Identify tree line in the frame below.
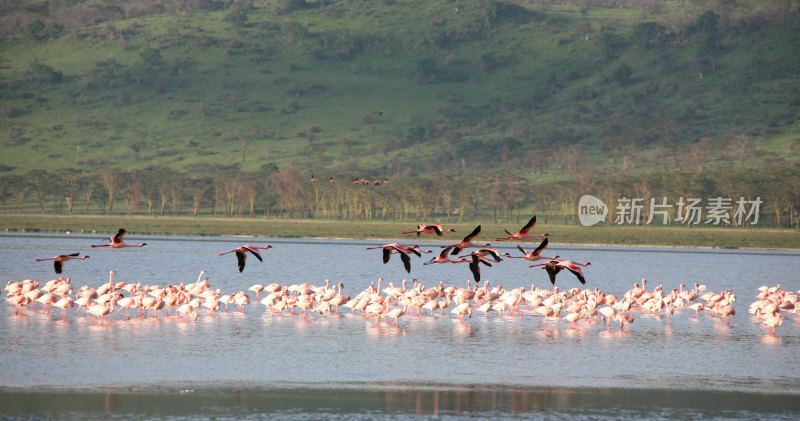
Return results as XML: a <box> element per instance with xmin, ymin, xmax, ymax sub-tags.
<box><xmin>1</xmin><ymin>164</ymin><xmax>798</xmax><ymax>229</ymax></box>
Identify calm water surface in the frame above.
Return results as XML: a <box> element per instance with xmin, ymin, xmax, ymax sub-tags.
<box><xmin>2</xmin><ymin>232</ymin><xmax>799</xmax><ymax>420</ymax></box>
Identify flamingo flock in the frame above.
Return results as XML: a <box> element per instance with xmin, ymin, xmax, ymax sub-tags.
<box><xmin>6</xmin><ymin>266</ymin><xmax>794</xmax><ymax>336</ymax></box>
<box><xmin>372</xmin><ymin>218</ymin><xmax>587</xmax><ymax>286</ymax></box>
<box><xmin>10</xmin><ymin>223</ymin><xmax>796</xmax><ymax>336</ymax></box>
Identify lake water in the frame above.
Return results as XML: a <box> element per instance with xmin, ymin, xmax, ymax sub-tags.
<box><xmin>2</xmin><ymin>231</ymin><xmax>800</xmax><ymax>420</ymax></box>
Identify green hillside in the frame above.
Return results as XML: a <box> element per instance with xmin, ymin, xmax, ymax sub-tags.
<box><xmin>1</xmin><ymin>0</ymin><xmax>798</xmax><ymax>177</ymax></box>
<box><xmin>0</xmin><ymin>0</ymin><xmax>799</xmax><ymax>232</ymax></box>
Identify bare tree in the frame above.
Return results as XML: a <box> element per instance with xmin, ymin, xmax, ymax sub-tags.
<box><xmin>98</xmin><ymin>167</ymin><xmax>123</xmax><ymax>215</ymax></box>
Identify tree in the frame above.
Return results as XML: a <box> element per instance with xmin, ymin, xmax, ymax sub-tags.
<box><xmin>695</xmin><ymin>10</ymin><xmax>720</xmax><ymax>33</ymax></box>
<box><xmin>24</xmin><ymin>19</ymin><xmax>46</xmax><ymax>41</ymax></box>
<box><xmin>169</xmin><ymin>172</ymin><xmax>185</xmax><ymax>216</ymax></box>
<box><xmin>271</xmin><ymin>168</ymin><xmax>306</xmax><ymax>218</ymax></box>
<box><xmin>29</xmin><ymin>62</ymin><xmax>63</xmax><ymax>83</ymax></box>
<box><xmin>98</xmin><ymin>167</ymin><xmax>123</xmax><ymax>215</ymax></box>
<box><xmin>631</xmin><ymin>22</ymin><xmax>666</xmax><ymax>49</ymax></box>
<box><xmin>187</xmin><ymin>177</ymin><xmax>211</xmax><ymax>216</ymax></box>
<box><xmin>80</xmin><ymin>173</ymin><xmax>100</xmax><ymax>214</ymax></box>
<box><xmin>236</xmin><ymin>174</ymin><xmax>258</xmax><ymax>217</ymax></box>
<box><xmin>28</xmin><ymin>170</ymin><xmax>50</xmax><ymax>214</ymax></box>
<box><xmin>7</xmin><ymin>175</ymin><xmax>28</xmax><ymax>214</ymax></box>
<box><xmin>611</xmin><ymin>63</ymin><xmax>633</xmax><ymax>85</ymax></box>
<box><xmin>140</xmin><ymin>47</ymin><xmax>162</xmax><ymax>69</ymax></box>
<box><xmin>224</xmin><ymin>9</ymin><xmax>249</xmax><ymax>27</ymax></box>
<box><xmin>128</xmin><ymin>170</ymin><xmax>144</xmax><ymax>213</ymax></box>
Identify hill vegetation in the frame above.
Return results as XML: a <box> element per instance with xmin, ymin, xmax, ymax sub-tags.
<box><xmin>0</xmin><ymin>0</ymin><xmax>798</xmax><ymax>230</ymax></box>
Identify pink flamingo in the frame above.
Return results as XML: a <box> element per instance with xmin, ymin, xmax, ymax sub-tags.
<box><xmin>459</xmin><ymin>247</ymin><xmax>502</xmax><ymax>263</ymax></box>
<box><xmin>366</xmin><ymin>243</ymin><xmax>422</xmax><ymax>273</ymax></box>
<box><xmin>496</xmin><ymin>215</ymin><xmax>548</xmax><ymax>241</ymax></box>
<box><xmin>35</xmin><ymin>253</ymin><xmax>89</xmax><ymax>274</ymax></box>
<box><xmin>466</xmin><ymin>253</ymin><xmax>496</xmax><ymax>284</ymax></box>
<box><xmin>424</xmin><ymin>247</ymin><xmax>468</xmax><ymax>265</ymax></box>
<box><xmin>52</xmin><ymin>296</ymin><xmax>74</xmax><ymax>320</ymax></box>
<box><xmin>531</xmin><ymin>259</ymin><xmax>590</xmax><ymax>285</ymax></box>
<box><xmin>502</xmin><ymin>238</ymin><xmax>557</xmax><ymax>262</ymax></box>
<box><xmin>451</xmin><ymin>302</ymin><xmax>472</xmax><ymax>321</ymax></box>
<box><xmin>87</xmin><ymin>301</ymin><xmax>114</xmax><ymax>325</ymax></box>
<box><xmin>384</xmin><ymin>304</ymin><xmax>407</xmax><ymax>327</ymax></box>
<box><xmin>91</xmin><ymin>228</ymin><xmax>147</xmax><ymax>248</ymax></box>
<box><xmin>219</xmin><ymin>245</ymin><xmax>272</xmax><ymax>272</ymax></box>
<box><xmin>402</xmin><ymin>223</ymin><xmax>455</xmax><ymax>237</ymax></box>
<box><xmin>441</xmin><ymin>225</ymin><xmax>489</xmax><ymax>255</ymax></box>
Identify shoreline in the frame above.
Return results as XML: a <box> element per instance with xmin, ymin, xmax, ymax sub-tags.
<box><xmin>2</xmin><ymin>214</ymin><xmax>799</xmax><ymax>250</ymax></box>
<box><xmin>2</xmin><ymin>383</ymin><xmax>799</xmax><ymax>418</ymax></box>
<box><xmin>4</xmin><ymin>231</ymin><xmax>800</xmax><ymax>253</ymax></box>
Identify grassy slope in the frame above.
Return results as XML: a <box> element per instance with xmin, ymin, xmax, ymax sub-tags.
<box><xmin>0</xmin><ymin>0</ymin><xmax>798</xmax><ymax>179</ymax></box>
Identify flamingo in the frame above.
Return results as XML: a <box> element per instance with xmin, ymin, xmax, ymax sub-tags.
<box><xmin>366</xmin><ymin>243</ymin><xmax>422</xmax><ymax>273</ymax></box>
<box><xmin>248</xmin><ymin>284</ymin><xmax>265</xmax><ymax>300</ymax></box>
<box><xmin>7</xmin><ymin>295</ymin><xmax>30</xmax><ymax>315</ymax></box>
<box><xmin>424</xmin><ymin>247</ymin><xmax>468</xmax><ymax>265</ymax></box>
<box><xmin>502</xmin><ymin>238</ymin><xmax>557</xmax><ymax>262</ymax></box>
<box><xmin>52</xmin><ymin>296</ymin><xmax>74</xmax><ymax>320</ymax></box>
<box><xmin>760</xmin><ymin>310</ymin><xmax>783</xmax><ymax>336</ymax></box>
<box><xmin>459</xmin><ymin>247</ymin><xmax>502</xmax><ymax>263</ymax></box>
<box><xmin>176</xmin><ymin>303</ymin><xmax>198</xmax><ymax>321</ymax></box>
<box><xmin>451</xmin><ymin>302</ymin><xmax>472</xmax><ymax>321</ymax></box>
<box><xmin>219</xmin><ymin>245</ymin><xmax>272</xmax><ymax>272</ymax></box>
<box><xmin>531</xmin><ymin>259</ymin><xmax>590</xmax><ymax>285</ymax></box>
<box><xmin>442</xmin><ymin>225</ymin><xmax>489</xmax><ymax>255</ymax></box>
<box><xmin>496</xmin><ymin>215</ymin><xmax>548</xmax><ymax>241</ymax></box>
<box><xmin>467</xmin><ymin>253</ymin><xmax>495</xmax><ymax>284</ymax></box>
<box><xmin>87</xmin><ymin>301</ymin><xmax>114</xmax><ymax>324</ymax></box>
<box><xmin>384</xmin><ymin>304</ymin><xmax>407</xmax><ymax>327</ymax></box>
<box><xmin>35</xmin><ymin>253</ymin><xmax>90</xmax><ymax>274</ymax></box>
<box><xmin>402</xmin><ymin>223</ymin><xmax>455</xmax><ymax>237</ymax></box>
<box><xmin>91</xmin><ymin>228</ymin><xmax>147</xmax><ymax>248</ymax></box>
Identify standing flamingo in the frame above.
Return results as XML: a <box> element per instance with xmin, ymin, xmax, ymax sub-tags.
<box><xmin>496</xmin><ymin>215</ymin><xmax>548</xmax><ymax>241</ymax></box>
<box><xmin>35</xmin><ymin>253</ymin><xmax>90</xmax><ymax>274</ymax></box>
<box><xmin>442</xmin><ymin>225</ymin><xmax>489</xmax><ymax>255</ymax></box>
<box><xmin>52</xmin><ymin>296</ymin><xmax>74</xmax><ymax>320</ymax></box>
<box><xmin>402</xmin><ymin>223</ymin><xmax>455</xmax><ymax>237</ymax></box>
<box><xmin>219</xmin><ymin>245</ymin><xmax>272</xmax><ymax>272</ymax></box>
<box><xmin>91</xmin><ymin>228</ymin><xmax>147</xmax><ymax>248</ymax></box>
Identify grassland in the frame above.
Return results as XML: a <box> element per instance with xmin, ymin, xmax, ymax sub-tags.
<box><xmin>3</xmin><ymin>214</ymin><xmax>798</xmax><ymax>250</ymax></box>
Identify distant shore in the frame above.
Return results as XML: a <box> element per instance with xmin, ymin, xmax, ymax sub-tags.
<box><xmin>2</xmin><ymin>214</ymin><xmax>798</xmax><ymax>250</ymax></box>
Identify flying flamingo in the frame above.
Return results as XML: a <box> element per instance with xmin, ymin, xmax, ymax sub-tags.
<box><xmin>35</xmin><ymin>253</ymin><xmax>90</xmax><ymax>274</ymax></box>
<box><xmin>502</xmin><ymin>238</ymin><xmax>557</xmax><ymax>262</ymax></box>
<box><xmin>91</xmin><ymin>228</ymin><xmax>147</xmax><ymax>248</ymax></box>
<box><xmin>531</xmin><ymin>259</ymin><xmax>591</xmax><ymax>285</ymax></box>
<box><xmin>467</xmin><ymin>253</ymin><xmax>495</xmax><ymax>284</ymax></box>
<box><xmin>366</xmin><ymin>243</ymin><xmax>422</xmax><ymax>273</ymax></box>
<box><xmin>402</xmin><ymin>223</ymin><xmax>455</xmax><ymax>237</ymax></box>
<box><xmin>459</xmin><ymin>247</ymin><xmax>502</xmax><ymax>263</ymax></box>
<box><xmin>442</xmin><ymin>225</ymin><xmax>489</xmax><ymax>255</ymax></box>
<box><xmin>219</xmin><ymin>245</ymin><xmax>272</xmax><ymax>272</ymax></box>
<box><xmin>496</xmin><ymin>215</ymin><xmax>548</xmax><ymax>241</ymax></box>
<box><xmin>424</xmin><ymin>247</ymin><xmax>468</xmax><ymax>265</ymax></box>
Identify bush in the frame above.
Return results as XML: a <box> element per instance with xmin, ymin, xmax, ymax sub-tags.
<box><xmin>224</xmin><ymin>9</ymin><xmax>249</xmax><ymax>27</ymax></box>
